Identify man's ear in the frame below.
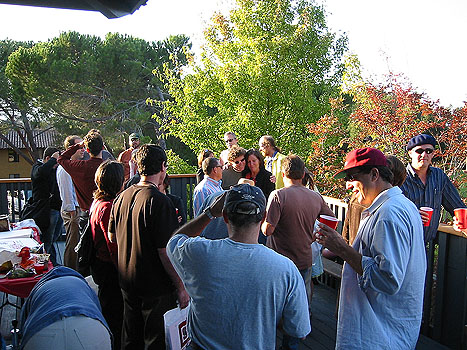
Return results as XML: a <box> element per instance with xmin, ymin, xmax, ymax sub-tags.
<box><xmin>222</xmin><ymin>210</ymin><xmax>229</xmax><ymax>224</ymax></box>
<box><xmin>372</xmin><ymin>168</ymin><xmax>379</xmax><ymax>181</ymax></box>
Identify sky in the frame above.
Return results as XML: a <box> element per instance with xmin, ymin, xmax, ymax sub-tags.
<box><xmin>0</xmin><ymin>0</ymin><xmax>466</xmax><ymax>108</ymax></box>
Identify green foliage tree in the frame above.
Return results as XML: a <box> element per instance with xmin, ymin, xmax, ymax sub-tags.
<box><xmin>0</xmin><ymin>39</ymin><xmax>43</xmax><ymax>165</ymax></box>
<box><xmin>156</xmin><ymin>0</ymin><xmax>347</xmax><ymax>158</ymax></box>
<box><xmin>5</xmin><ymin>31</ymin><xmax>191</xmax><ymax>154</ymax></box>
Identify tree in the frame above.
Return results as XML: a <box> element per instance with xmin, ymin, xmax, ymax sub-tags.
<box><xmin>156</xmin><ymin>0</ymin><xmax>347</xmax><ymax>158</ymax></box>
<box><xmin>0</xmin><ymin>39</ymin><xmax>43</xmax><ymax>165</ymax></box>
<box><xmin>307</xmin><ymin>70</ymin><xmax>467</xmax><ymax>200</ymax></box>
<box><xmin>5</xmin><ymin>32</ymin><xmax>191</xmax><ymax>154</ymax></box>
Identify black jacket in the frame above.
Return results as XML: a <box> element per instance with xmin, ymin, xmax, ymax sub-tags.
<box><xmin>31</xmin><ymin>158</ymin><xmax>61</xmax><ymax>211</ymax></box>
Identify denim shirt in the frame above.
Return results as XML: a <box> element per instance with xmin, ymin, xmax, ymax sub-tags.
<box><xmin>336</xmin><ymin>187</ymin><xmax>426</xmax><ymax>350</ymax></box>
<box><xmin>400</xmin><ymin>164</ymin><xmax>466</xmax><ymax>242</ymax></box>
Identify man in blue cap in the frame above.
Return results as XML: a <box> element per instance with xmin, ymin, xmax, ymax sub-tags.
<box><xmin>167</xmin><ymin>184</ymin><xmax>311</xmax><ymax>350</ymax></box>
<box><xmin>400</xmin><ymin>134</ymin><xmax>467</xmax><ymax>242</ymax></box>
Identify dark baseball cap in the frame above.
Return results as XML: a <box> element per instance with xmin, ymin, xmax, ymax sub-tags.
<box><xmin>406</xmin><ymin>134</ymin><xmax>437</xmax><ymax>151</ymax></box>
<box><xmin>334</xmin><ymin>147</ymin><xmax>387</xmax><ymax>179</ymax></box>
<box><xmin>224</xmin><ymin>184</ymin><xmax>266</xmax><ymax>215</ymax></box>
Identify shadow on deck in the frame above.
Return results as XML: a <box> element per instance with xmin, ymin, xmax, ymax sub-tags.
<box><xmin>277</xmin><ymin>283</ymin><xmax>450</xmax><ymax>350</ymax></box>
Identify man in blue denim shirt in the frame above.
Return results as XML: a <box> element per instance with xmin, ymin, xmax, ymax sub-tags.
<box><xmin>316</xmin><ymin>148</ymin><xmax>426</xmax><ymax>350</ymax></box>
<box><xmin>400</xmin><ymin>134</ymin><xmax>467</xmax><ymax>242</ymax></box>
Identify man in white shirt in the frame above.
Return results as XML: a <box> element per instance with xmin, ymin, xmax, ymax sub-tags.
<box><xmin>56</xmin><ymin>135</ymin><xmax>84</xmax><ymax>270</ymax></box>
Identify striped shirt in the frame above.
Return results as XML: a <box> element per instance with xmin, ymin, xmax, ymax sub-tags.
<box><xmin>193</xmin><ymin>177</ymin><xmax>223</xmax><ymax>215</ymax></box>
<box><xmin>400</xmin><ymin>164</ymin><xmax>466</xmax><ymax>242</ymax></box>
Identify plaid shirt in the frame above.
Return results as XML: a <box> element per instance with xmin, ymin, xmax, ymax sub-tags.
<box><xmin>193</xmin><ymin>177</ymin><xmax>223</xmax><ymax>215</ymax></box>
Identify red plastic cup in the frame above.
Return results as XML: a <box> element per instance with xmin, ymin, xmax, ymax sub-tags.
<box><xmin>319</xmin><ymin>215</ymin><xmax>339</xmax><ymax>230</ymax></box>
<box><xmin>34</xmin><ymin>263</ymin><xmax>45</xmax><ymax>274</ymax></box>
<box><xmin>420</xmin><ymin>207</ymin><xmax>434</xmax><ymax>227</ymax></box>
<box><xmin>454</xmin><ymin>208</ymin><xmax>467</xmax><ymax>229</ymax></box>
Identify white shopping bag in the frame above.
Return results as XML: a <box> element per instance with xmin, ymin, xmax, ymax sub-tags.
<box><xmin>164</xmin><ymin>305</ymin><xmax>191</xmax><ymax>350</ymax></box>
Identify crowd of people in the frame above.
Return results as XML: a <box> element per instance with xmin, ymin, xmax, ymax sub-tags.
<box><xmin>20</xmin><ymin>129</ymin><xmax>467</xmax><ymax>350</ymax></box>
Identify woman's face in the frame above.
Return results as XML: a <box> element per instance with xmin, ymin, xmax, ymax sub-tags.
<box><xmin>247</xmin><ymin>154</ymin><xmax>260</xmax><ymax>174</ymax></box>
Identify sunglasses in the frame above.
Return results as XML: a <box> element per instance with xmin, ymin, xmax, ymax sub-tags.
<box><xmin>234</xmin><ymin>158</ymin><xmax>245</xmax><ymax>165</ymax></box>
<box><xmin>343</xmin><ymin>172</ymin><xmax>362</xmax><ymax>182</ymax></box>
<box><xmin>225</xmin><ymin>138</ymin><xmax>235</xmax><ymax>143</ymax></box>
<box><xmin>414</xmin><ymin>148</ymin><xmax>434</xmax><ymax>155</ymax></box>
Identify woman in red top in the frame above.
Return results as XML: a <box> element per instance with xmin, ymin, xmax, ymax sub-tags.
<box><xmin>90</xmin><ymin>160</ymin><xmax>124</xmax><ymax>350</ymax></box>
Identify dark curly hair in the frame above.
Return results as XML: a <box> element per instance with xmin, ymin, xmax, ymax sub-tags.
<box><xmin>134</xmin><ymin>144</ymin><xmax>167</xmax><ymax>176</ymax></box>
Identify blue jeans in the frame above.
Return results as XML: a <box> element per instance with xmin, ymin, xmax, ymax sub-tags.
<box><xmin>282</xmin><ymin>267</ymin><xmax>312</xmax><ymax>350</ymax></box>
<box><xmin>42</xmin><ymin>209</ymin><xmax>64</xmax><ymax>266</ymax></box>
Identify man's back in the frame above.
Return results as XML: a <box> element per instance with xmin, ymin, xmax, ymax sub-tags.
<box><xmin>167</xmin><ymin>236</ymin><xmax>310</xmax><ymax>350</ymax></box>
<box><xmin>266</xmin><ymin>185</ymin><xmax>334</xmax><ymax>269</ymax></box>
<box><xmin>58</xmin><ymin>143</ymin><xmax>102</xmax><ymax>211</ymax></box>
<box><xmin>109</xmin><ymin>184</ymin><xmax>178</xmax><ymax>297</ymax></box>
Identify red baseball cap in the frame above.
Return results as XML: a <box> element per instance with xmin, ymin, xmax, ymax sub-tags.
<box><xmin>334</xmin><ymin>148</ymin><xmax>388</xmax><ymax>179</ymax></box>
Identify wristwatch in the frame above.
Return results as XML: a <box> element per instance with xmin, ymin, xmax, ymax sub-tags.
<box><xmin>203</xmin><ymin>207</ymin><xmax>215</xmax><ymax>220</ymax></box>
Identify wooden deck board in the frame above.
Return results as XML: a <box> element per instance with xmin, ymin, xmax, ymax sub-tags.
<box><xmin>278</xmin><ymin>282</ymin><xmax>452</xmax><ymax>350</ymax></box>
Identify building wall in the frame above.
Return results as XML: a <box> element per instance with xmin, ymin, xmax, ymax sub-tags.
<box><xmin>0</xmin><ymin>149</ymin><xmax>33</xmax><ymax>179</ymax></box>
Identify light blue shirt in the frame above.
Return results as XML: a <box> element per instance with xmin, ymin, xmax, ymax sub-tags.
<box><xmin>336</xmin><ymin>187</ymin><xmax>426</xmax><ymax>350</ymax></box>
<box><xmin>167</xmin><ymin>235</ymin><xmax>311</xmax><ymax>350</ymax></box>
<box><xmin>193</xmin><ymin>177</ymin><xmax>223</xmax><ymax>215</ymax></box>
<box><xmin>196</xmin><ymin>191</ymin><xmax>228</xmax><ymax>240</ymax></box>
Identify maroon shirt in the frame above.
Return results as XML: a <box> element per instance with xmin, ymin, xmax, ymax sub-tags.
<box><xmin>58</xmin><ymin>143</ymin><xmax>103</xmax><ymax>211</ymax></box>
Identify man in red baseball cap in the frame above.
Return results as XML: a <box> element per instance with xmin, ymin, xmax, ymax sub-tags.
<box><xmin>315</xmin><ymin>147</ymin><xmax>427</xmax><ymax>349</ymax></box>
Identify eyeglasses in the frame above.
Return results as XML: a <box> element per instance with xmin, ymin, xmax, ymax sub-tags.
<box><xmin>234</xmin><ymin>158</ymin><xmax>245</xmax><ymax>164</ymax></box>
<box><xmin>414</xmin><ymin>148</ymin><xmax>434</xmax><ymax>155</ymax></box>
<box><xmin>225</xmin><ymin>138</ymin><xmax>235</xmax><ymax>143</ymax></box>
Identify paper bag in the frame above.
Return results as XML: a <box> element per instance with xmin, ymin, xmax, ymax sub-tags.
<box><xmin>164</xmin><ymin>305</ymin><xmax>191</xmax><ymax>350</ymax></box>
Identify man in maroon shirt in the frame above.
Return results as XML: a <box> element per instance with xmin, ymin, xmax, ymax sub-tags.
<box><xmin>58</xmin><ymin>130</ymin><xmax>104</xmax><ymax>264</ymax></box>
<box><xmin>58</xmin><ymin>130</ymin><xmax>104</xmax><ymax>212</ymax></box>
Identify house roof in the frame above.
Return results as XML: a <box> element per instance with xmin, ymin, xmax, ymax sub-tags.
<box><xmin>0</xmin><ymin>0</ymin><xmax>148</xmax><ymax>19</ymax></box>
<box><xmin>0</xmin><ymin>129</ymin><xmax>58</xmax><ymax>149</ymax></box>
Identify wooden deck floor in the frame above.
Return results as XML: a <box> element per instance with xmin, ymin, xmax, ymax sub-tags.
<box><xmin>277</xmin><ymin>282</ymin><xmax>451</xmax><ymax>350</ymax></box>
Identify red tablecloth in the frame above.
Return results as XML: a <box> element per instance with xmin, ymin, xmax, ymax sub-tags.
<box><xmin>0</xmin><ymin>262</ymin><xmax>53</xmax><ymax>299</ymax></box>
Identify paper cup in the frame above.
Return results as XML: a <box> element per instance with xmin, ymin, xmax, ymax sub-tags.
<box><xmin>34</xmin><ymin>263</ymin><xmax>45</xmax><ymax>274</ymax></box>
<box><xmin>319</xmin><ymin>215</ymin><xmax>339</xmax><ymax>230</ymax></box>
<box><xmin>420</xmin><ymin>207</ymin><xmax>433</xmax><ymax>227</ymax></box>
<box><xmin>454</xmin><ymin>208</ymin><xmax>467</xmax><ymax>229</ymax></box>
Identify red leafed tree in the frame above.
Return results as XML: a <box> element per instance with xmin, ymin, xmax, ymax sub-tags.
<box><xmin>347</xmin><ymin>74</ymin><xmax>439</xmax><ymax>160</ymax></box>
<box><xmin>307</xmin><ymin>72</ymin><xmax>467</xmax><ymax>199</ymax></box>
<box><xmin>307</xmin><ymin>97</ymin><xmax>349</xmax><ymax>197</ymax></box>
<box><xmin>435</xmin><ymin>103</ymin><xmax>467</xmax><ymax>195</ymax></box>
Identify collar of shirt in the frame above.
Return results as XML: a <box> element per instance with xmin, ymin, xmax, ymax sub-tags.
<box><xmin>407</xmin><ymin>163</ymin><xmax>432</xmax><ymax>178</ymax></box>
<box><xmin>361</xmin><ymin>187</ymin><xmax>402</xmax><ymax>221</ymax></box>
<box><xmin>206</xmin><ymin>177</ymin><xmax>222</xmax><ymax>187</ymax></box>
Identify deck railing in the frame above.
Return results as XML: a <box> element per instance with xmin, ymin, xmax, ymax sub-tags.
<box><xmin>0</xmin><ymin>175</ymin><xmax>197</xmax><ymax>223</ymax></box>
<box><xmin>1</xmin><ymin>177</ymin><xmax>465</xmax><ymax>349</ymax></box>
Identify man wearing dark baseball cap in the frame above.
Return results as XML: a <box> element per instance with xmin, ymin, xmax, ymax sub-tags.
<box><xmin>316</xmin><ymin>147</ymin><xmax>426</xmax><ymax>350</ymax></box>
<box><xmin>400</xmin><ymin>134</ymin><xmax>467</xmax><ymax>241</ymax></box>
<box><xmin>167</xmin><ymin>184</ymin><xmax>310</xmax><ymax>349</ymax></box>
<box><xmin>117</xmin><ymin>132</ymin><xmax>141</xmax><ymax>182</ymax></box>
